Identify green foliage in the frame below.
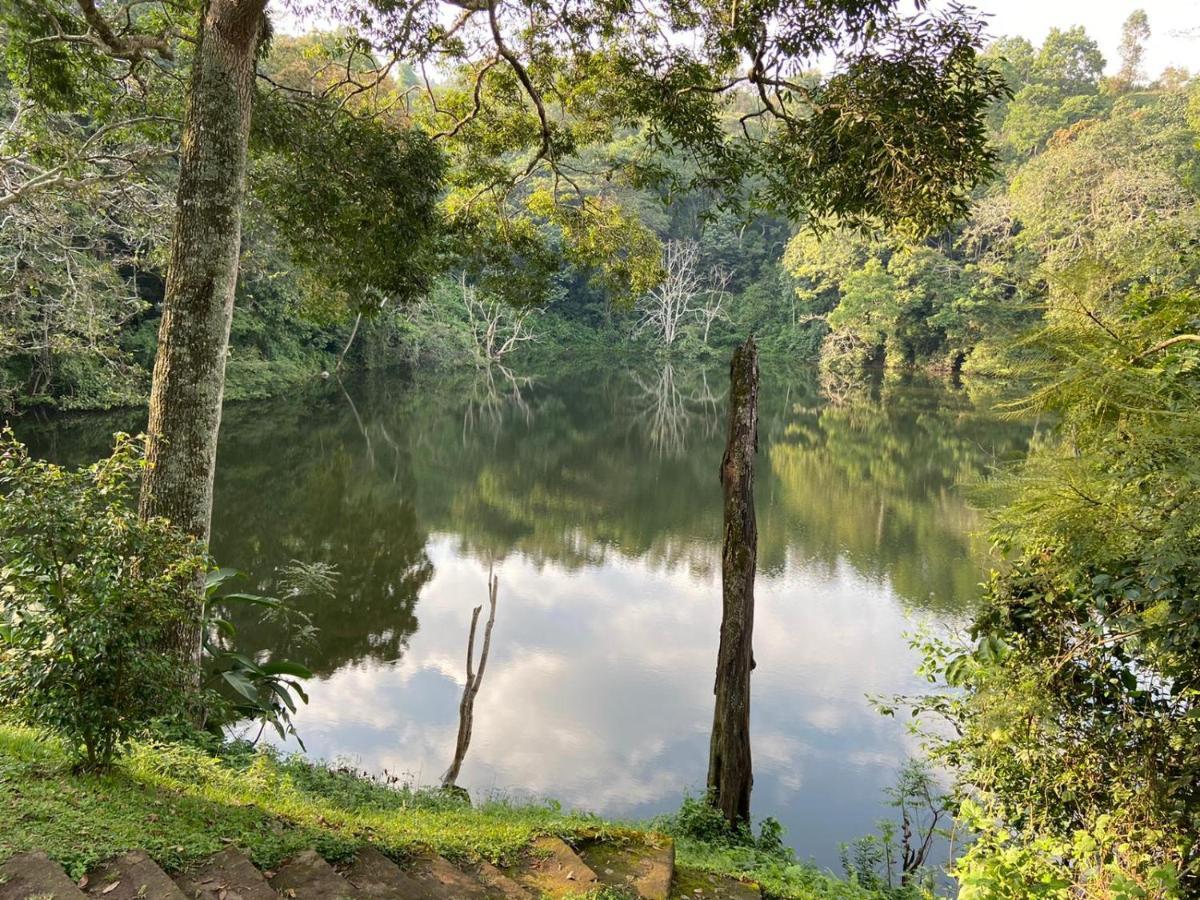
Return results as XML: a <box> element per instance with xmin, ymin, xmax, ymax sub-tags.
<box><xmin>0</xmin><ymin>431</ymin><xmax>204</xmax><ymax>769</ymax></box>
<box><xmin>783</xmin><ymin>227</ymin><xmax>1020</xmax><ymax>374</ymax></box>
<box><xmin>659</xmin><ymin>794</ymin><xmax>895</xmax><ymax>898</ymax></box>
<box><xmin>885</xmin><ymin>63</ymin><xmax>1200</xmax><ymax>898</ymax></box>
<box><xmin>201</xmin><ymin>569</ymin><xmax>317</xmax><ymax>749</ymax></box>
<box><xmin>759</xmin><ymin>13</ymin><xmax>1005</xmax><ymax>235</ymax></box>
<box><xmin>2</xmin><ymin>0</ymin><xmax>1011</xmax><ymax>409</ymax></box>
<box><xmin>398</xmin><ymin>0</ymin><xmax>1004</xmax><ymax>306</ymax></box>
<box><xmin>0</xmin><ymin>431</ymin><xmax>316</xmax><ymax>768</ymax></box>
<box><xmin>784</xmin><ymin>46</ymin><xmax>1198</xmax><ymax>380</ymax></box>
<box><xmin>251</xmin><ymin>91</ymin><xmax>446</xmax><ymax>315</ymax></box>
<box><xmin>0</xmin><ymin>3</ymin><xmax>185</xmax><ymax>409</ymax></box>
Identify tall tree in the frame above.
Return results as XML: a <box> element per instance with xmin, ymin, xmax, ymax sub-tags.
<box><xmin>1117</xmin><ymin>9</ymin><xmax>1151</xmax><ymax>88</ymax></box>
<box><xmin>136</xmin><ymin>0</ymin><xmax>266</xmax><ymax>669</ymax></box>
<box><xmin>139</xmin><ymin>0</ymin><xmax>266</xmax><ymax>545</ymax></box>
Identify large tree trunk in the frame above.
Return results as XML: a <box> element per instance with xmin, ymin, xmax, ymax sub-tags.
<box><xmin>139</xmin><ymin>0</ymin><xmax>266</xmax><ymax>672</ymax></box>
<box><xmin>707</xmin><ymin>336</ymin><xmax>759</xmax><ymax>827</ymax></box>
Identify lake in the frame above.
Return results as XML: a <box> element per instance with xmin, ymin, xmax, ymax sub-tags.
<box><xmin>11</xmin><ymin>360</ymin><xmax>1033</xmax><ymax>873</ymax></box>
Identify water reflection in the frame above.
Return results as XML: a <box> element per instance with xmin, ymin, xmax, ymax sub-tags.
<box><xmin>9</xmin><ymin>362</ymin><xmax>1033</xmax><ymax>870</ymax></box>
<box><xmin>631</xmin><ymin>364</ymin><xmax>722</xmax><ymax>457</ymax></box>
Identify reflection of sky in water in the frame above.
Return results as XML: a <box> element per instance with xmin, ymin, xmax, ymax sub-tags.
<box><xmin>262</xmin><ymin>534</ymin><xmax>933</xmax><ymax>870</ymax></box>
<box><xmin>16</xmin><ymin>367</ymin><xmax>1032</xmax><ymax>875</ymax></box>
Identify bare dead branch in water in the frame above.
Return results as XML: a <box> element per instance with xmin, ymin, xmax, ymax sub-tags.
<box><xmin>442</xmin><ymin>566</ymin><xmax>498</xmax><ymax>788</ymax></box>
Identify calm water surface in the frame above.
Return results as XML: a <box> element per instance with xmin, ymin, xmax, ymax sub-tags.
<box><xmin>14</xmin><ymin>362</ymin><xmax>1032</xmax><ymax>871</ymax></box>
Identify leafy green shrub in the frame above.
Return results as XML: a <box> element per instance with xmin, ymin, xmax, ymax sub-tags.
<box><xmin>664</xmin><ymin>792</ymin><xmax>787</xmax><ymax>854</ymax></box>
<box><xmin>662</xmin><ymin>794</ymin><xmax>892</xmax><ymax>899</ymax></box>
<box><xmin>671</xmin><ymin>792</ymin><xmax>742</xmax><ymax>845</ymax></box>
<box><xmin>0</xmin><ymin>429</ymin><xmax>205</xmax><ymax>769</ymax></box>
<box><xmin>202</xmin><ymin>568</ymin><xmax>315</xmax><ymax>746</ymax></box>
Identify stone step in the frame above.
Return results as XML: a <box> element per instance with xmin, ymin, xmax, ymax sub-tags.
<box><xmin>269</xmin><ymin>850</ymin><xmax>357</xmax><ymax>900</ymax></box>
<box><xmin>405</xmin><ymin>855</ymin><xmax>497</xmax><ymax>899</ymax></box>
<box><xmin>340</xmin><ymin>847</ymin><xmax>430</xmax><ymax>900</ymax></box>
<box><xmin>669</xmin><ymin>867</ymin><xmax>760</xmax><ymax>899</ymax></box>
<box><xmin>7</xmin><ymin>834</ymin><xmax>687</xmax><ymax>900</ymax></box>
<box><xmin>462</xmin><ymin>861</ymin><xmax>530</xmax><ymax>899</ymax></box>
<box><xmin>505</xmin><ymin>837</ymin><xmax>598</xmax><ymax>899</ymax></box>
<box><xmin>86</xmin><ymin>851</ymin><xmax>187</xmax><ymax>900</ymax></box>
<box><xmin>578</xmin><ymin>836</ymin><xmax>675</xmax><ymax>900</ymax></box>
<box><xmin>0</xmin><ymin>851</ymin><xmax>87</xmax><ymax>900</ymax></box>
<box><xmin>174</xmin><ymin>847</ymin><xmax>277</xmax><ymax>900</ymax></box>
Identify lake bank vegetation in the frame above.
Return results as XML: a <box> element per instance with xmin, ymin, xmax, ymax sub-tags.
<box><xmin>0</xmin><ymin>720</ymin><xmax>920</xmax><ymax>899</ymax></box>
<box><xmin>1</xmin><ymin>0</ymin><xmax>1198</xmax><ymax>897</ymax></box>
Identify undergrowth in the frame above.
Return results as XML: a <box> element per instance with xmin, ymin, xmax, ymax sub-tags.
<box><xmin>0</xmin><ymin>724</ymin><xmax>901</xmax><ymax>898</ymax></box>
<box><xmin>657</xmin><ymin>794</ymin><xmax>917</xmax><ymax>899</ymax></box>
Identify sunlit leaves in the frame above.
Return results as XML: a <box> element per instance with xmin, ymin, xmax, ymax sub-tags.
<box><xmin>899</xmin><ymin>74</ymin><xmax>1200</xmax><ymax>895</ymax></box>
<box><xmin>251</xmin><ymin>89</ymin><xmax>445</xmax><ymax>313</ymax></box>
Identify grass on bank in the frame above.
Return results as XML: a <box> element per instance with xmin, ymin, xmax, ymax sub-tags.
<box><xmin>0</xmin><ymin>723</ymin><xmax>892</xmax><ymax>899</ymax></box>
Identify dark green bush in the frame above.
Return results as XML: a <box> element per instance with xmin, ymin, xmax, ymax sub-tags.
<box><xmin>0</xmin><ymin>430</ymin><xmax>205</xmax><ymax>769</ymax></box>
<box><xmin>665</xmin><ymin>791</ymin><xmax>787</xmax><ymax>853</ymax></box>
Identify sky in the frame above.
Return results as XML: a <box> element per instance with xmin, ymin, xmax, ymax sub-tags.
<box><xmin>272</xmin><ymin>1</ymin><xmax>1199</xmax><ymax>81</ymax></box>
<box><xmin>965</xmin><ymin>0</ymin><xmax>1197</xmax><ymax>78</ymax></box>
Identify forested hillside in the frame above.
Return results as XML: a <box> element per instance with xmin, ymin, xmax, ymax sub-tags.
<box><xmin>10</xmin><ymin>16</ymin><xmax>1193</xmax><ymax>412</ymax></box>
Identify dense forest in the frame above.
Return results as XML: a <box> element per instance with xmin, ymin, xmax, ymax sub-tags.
<box><xmin>1</xmin><ymin>1</ymin><xmax>1199</xmax><ymax>898</ymax></box>
<box><xmin>1</xmin><ymin>13</ymin><xmax>1196</xmax><ymax>412</ymax></box>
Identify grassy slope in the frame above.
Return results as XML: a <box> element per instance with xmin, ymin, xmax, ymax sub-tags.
<box><xmin>0</xmin><ymin>724</ymin><xmax>886</xmax><ymax>899</ymax></box>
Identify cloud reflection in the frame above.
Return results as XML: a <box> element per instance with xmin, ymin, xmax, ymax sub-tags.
<box><xmin>268</xmin><ymin>535</ymin><xmax>936</xmax><ymax>868</ymax></box>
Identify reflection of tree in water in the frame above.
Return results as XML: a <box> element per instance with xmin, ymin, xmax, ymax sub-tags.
<box><xmin>631</xmin><ymin>363</ymin><xmax>724</xmax><ymax>458</ymax></box>
<box><xmin>408</xmin><ymin>363</ymin><xmax>727</xmax><ymax>572</ymax></box>
<box><xmin>392</xmin><ymin>363</ymin><xmax>1030</xmax><ymax>615</ymax></box>
<box><xmin>762</xmin><ymin>378</ymin><xmax>1034</xmax><ymax>613</ymax></box>
<box><xmin>15</xmin><ymin>365</ymin><xmax>1036</xmax><ymax>655</ymax></box>
<box><xmin>818</xmin><ymin>365</ymin><xmax>874</xmax><ymax>408</ymax></box>
<box><xmin>207</xmin><ymin>389</ymin><xmax>435</xmax><ymax>676</ymax></box>
<box><xmin>462</xmin><ymin>364</ymin><xmax>533</xmax><ymax>444</ymax></box>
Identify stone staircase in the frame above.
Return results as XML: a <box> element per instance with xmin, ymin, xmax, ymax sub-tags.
<box><xmin>0</xmin><ymin>836</ymin><xmax>760</xmax><ymax>900</ymax></box>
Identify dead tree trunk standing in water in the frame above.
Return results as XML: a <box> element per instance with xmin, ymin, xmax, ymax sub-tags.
<box><xmin>138</xmin><ymin>0</ymin><xmax>267</xmax><ymax>675</ymax></box>
<box><xmin>707</xmin><ymin>336</ymin><xmax>759</xmax><ymax>827</ymax></box>
<box><xmin>443</xmin><ymin>568</ymin><xmax>499</xmax><ymax>788</ymax></box>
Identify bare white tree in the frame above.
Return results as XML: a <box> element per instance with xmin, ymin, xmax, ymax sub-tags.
<box><xmin>698</xmin><ymin>265</ymin><xmax>732</xmax><ymax>346</ymax></box>
<box><xmin>460</xmin><ymin>273</ymin><xmax>540</xmax><ymax>363</ymax></box>
<box><xmin>635</xmin><ymin>240</ymin><xmax>704</xmax><ymax>346</ymax></box>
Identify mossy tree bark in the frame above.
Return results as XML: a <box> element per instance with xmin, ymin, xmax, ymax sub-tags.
<box><xmin>707</xmin><ymin>336</ymin><xmax>759</xmax><ymax>827</ymax></box>
<box><xmin>139</xmin><ymin>0</ymin><xmax>267</xmax><ymax>674</ymax></box>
